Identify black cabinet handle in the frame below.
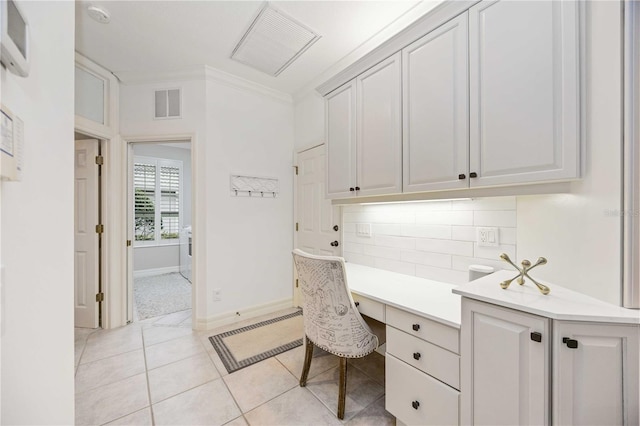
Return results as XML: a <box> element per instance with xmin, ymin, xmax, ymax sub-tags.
<box><xmin>563</xmin><ymin>337</ymin><xmax>579</xmax><ymax>349</ymax></box>
<box><xmin>413</xmin><ymin>352</ymin><xmax>421</xmax><ymax>360</ymax></box>
<box><xmin>412</xmin><ymin>323</ymin><xmax>420</xmax><ymax>331</ymax></box>
<box><xmin>349</xmin><ymin>187</ymin><xmax>355</xmax><ymax>192</ymax></box>
<box><xmin>412</xmin><ymin>401</ymin><xmax>420</xmax><ymax>410</ymax></box>
<box><xmin>354</xmin><ymin>302</ymin><xmax>360</xmax><ymax>307</ymax></box>
<box><xmin>469</xmin><ymin>172</ymin><xmax>478</xmax><ymax>178</ymax></box>
<box><xmin>333</xmin><ymin>225</ymin><xmax>339</xmax><ymax>232</ymax></box>
<box><xmin>355</xmin><ymin>186</ymin><xmax>360</xmax><ymax>191</ymax></box>
<box><xmin>531</xmin><ymin>332</ymin><xmax>542</xmax><ymax>342</ymax></box>
<box><xmin>330</xmin><ymin>241</ymin><xmax>339</xmax><ymax>247</ymax></box>
<box><xmin>458</xmin><ymin>174</ymin><xmax>466</xmax><ymax>180</ymax></box>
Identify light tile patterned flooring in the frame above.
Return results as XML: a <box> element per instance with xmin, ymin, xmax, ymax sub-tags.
<box><xmin>75</xmin><ymin>308</ymin><xmax>395</xmax><ymax>425</ymax></box>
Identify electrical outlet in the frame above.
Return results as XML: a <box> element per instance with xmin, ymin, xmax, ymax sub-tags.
<box><xmin>213</xmin><ymin>288</ymin><xmax>221</xmax><ymax>302</ymax></box>
<box><xmin>477</xmin><ymin>227</ymin><xmax>499</xmax><ymax>247</ymax></box>
<box><xmin>356</xmin><ymin>223</ymin><xmax>372</xmax><ymax>237</ymax></box>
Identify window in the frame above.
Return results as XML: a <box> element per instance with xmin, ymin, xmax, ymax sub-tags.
<box><xmin>134</xmin><ymin>156</ymin><xmax>183</xmax><ymax>245</ymax></box>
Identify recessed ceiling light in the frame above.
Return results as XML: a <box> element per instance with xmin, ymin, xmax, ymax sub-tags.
<box><xmin>231</xmin><ymin>4</ymin><xmax>321</xmax><ymax>77</ymax></box>
<box><xmin>87</xmin><ymin>5</ymin><xmax>110</xmax><ymax>24</ymax></box>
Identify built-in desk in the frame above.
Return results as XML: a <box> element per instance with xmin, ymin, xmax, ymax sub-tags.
<box><xmin>345</xmin><ymin>263</ymin><xmax>462</xmax><ymax>426</ymax></box>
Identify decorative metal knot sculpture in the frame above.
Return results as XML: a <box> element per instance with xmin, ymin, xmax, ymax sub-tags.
<box><xmin>499</xmin><ymin>253</ymin><xmax>550</xmax><ymax>295</ymax></box>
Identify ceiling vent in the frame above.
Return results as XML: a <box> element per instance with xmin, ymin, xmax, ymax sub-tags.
<box><xmin>154</xmin><ymin>88</ymin><xmax>181</xmax><ymax>119</ymax></box>
<box><xmin>231</xmin><ymin>4</ymin><xmax>321</xmax><ymax>77</ymax></box>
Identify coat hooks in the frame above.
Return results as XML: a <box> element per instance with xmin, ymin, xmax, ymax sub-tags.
<box><xmin>230</xmin><ymin>174</ymin><xmax>278</xmax><ymax>198</ymax></box>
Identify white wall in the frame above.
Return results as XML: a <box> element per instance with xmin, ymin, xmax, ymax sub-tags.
<box><xmin>0</xmin><ymin>2</ymin><xmax>75</xmax><ymax>423</ymax></box>
<box><xmin>132</xmin><ymin>143</ymin><xmax>192</xmax><ymax>273</ymax></box>
<box><xmin>293</xmin><ymin>90</ymin><xmax>324</xmax><ymax>151</ymax></box>
<box><xmin>343</xmin><ymin>197</ymin><xmax>516</xmax><ymax>284</ymax></box>
<box><xmin>517</xmin><ymin>1</ymin><xmax>623</xmax><ymax>305</ymax></box>
<box><xmin>205</xmin><ymin>79</ymin><xmax>294</xmax><ymax>320</ymax></box>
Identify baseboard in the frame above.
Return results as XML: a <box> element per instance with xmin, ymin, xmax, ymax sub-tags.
<box><xmin>195</xmin><ymin>298</ymin><xmax>294</xmax><ymax>331</ymax></box>
<box><xmin>133</xmin><ymin>266</ymin><xmax>180</xmax><ymax>278</ymax></box>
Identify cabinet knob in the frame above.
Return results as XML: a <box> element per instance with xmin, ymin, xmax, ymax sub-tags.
<box><xmin>412</xmin><ymin>323</ymin><xmax>420</xmax><ymax>331</ymax></box>
<box><xmin>355</xmin><ymin>186</ymin><xmax>361</xmax><ymax>191</ymax></box>
<box><xmin>333</xmin><ymin>225</ymin><xmax>339</xmax><ymax>232</ymax></box>
<box><xmin>530</xmin><ymin>332</ymin><xmax>542</xmax><ymax>342</ymax></box>
<box><xmin>469</xmin><ymin>172</ymin><xmax>478</xmax><ymax>178</ymax></box>
<box><xmin>349</xmin><ymin>187</ymin><xmax>355</xmax><ymax>192</ymax></box>
<box><xmin>458</xmin><ymin>173</ymin><xmax>466</xmax><ymax>180</ymax></box>
<box><xmin>412</xmin><ymin>400</ymin><xmax>420</xmax><ymax>410</ymax></box>
<box><xmin>330</xmin><ymin>241</ymin><xmax>339</xmax><ymax>247</ymax></box>
<box><xmin>413</xmin><ymin>352</ymin><xmax>421</xmax><ymax>360</ymax></box>
<box><xmin>563</xmin><ymin>337</ymin><xmax>579</xmax><ymax>349</ymax></box>
<box><xmin>354</xmin><ymin>301</ymin><xmax>360</xmax><ymax>307</ymax></box>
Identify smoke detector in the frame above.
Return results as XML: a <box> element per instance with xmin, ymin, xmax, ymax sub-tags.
<box><xmin>87</xmin><ymin>5</ymin><xmax>110</xmax><ymax>24</ymax></box>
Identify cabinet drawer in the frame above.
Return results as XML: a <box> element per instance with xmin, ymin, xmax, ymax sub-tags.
<box><xmin>387</xmin><ymin>326</ymin><xmax>459</xmax><ymax>390</ymax></box>
<box><xmin>386</xmin><ymin>354</ymin><xmax>459</xmax><ymax>426</ymax></box>
<box><xmin>352</xmin><ymin>293</ymin><xmax>385</xmax><ymax>322</ymax></box>
<box><xmin>386</xmin><ymin>305</ymin><xmax>459</xmax><ymax>353</ymax></box>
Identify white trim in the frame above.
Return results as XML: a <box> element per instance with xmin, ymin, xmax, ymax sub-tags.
<box><xmin>117</xmin><ymin>66</ymin><xmax>206</xmax><ymax>85</ymax></box>
<box><xmin>195</xmin><ymin>298</ymin><xmax>294</xmax><ymax>331</ymax></box>
<box><xmin>75</xmin><ymin>52</ymin><xmax>118</xmax><ymax>139</ymax></box>
<box><xmin>204</xmin><ymin>66</ymin><xmax>292</xmax><ymax>104</ymax></box>
<box><xmin>133</xmin><ymin>266</ymin><xmax>180</xmax><ymax>278</ymax></box>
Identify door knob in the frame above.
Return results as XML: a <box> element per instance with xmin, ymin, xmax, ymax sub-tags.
<box><xmin>412</xmin><ymin>401</ymin><xmax>420</xmax><ymax>410</ymax></box>
<box><xmin>333</xmin><ymin>225</ymin><xmax>339</xmax><ymax>232</ymax></box>
<box><xmin>413</xmin><ymin>352</ymin><xmax>421</xmax><ymax>360</ymax></box>
<box><xmin>330</xmin><ymin>241</ymin><xmax>339</xmax><ymax>247</ymax></box>
<box><xmin>412</xmin><ymin>323</ymin><xmax>420</xmax><ymax>331</ymax></box>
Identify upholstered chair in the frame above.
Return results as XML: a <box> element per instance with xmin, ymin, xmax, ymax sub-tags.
<box><xmin>292</xmin><ymin>249</ymin><xmax>383</xmax><ymax>419</ymax></box>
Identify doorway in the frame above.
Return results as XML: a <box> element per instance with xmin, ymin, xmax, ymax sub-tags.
<box><xmin>128</xmin><ymin>140</ymin><xmax>193</xmax><ymax>325</ymax></box>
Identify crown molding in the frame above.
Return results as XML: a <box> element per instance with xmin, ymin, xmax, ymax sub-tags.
<box><xmin>116</xmin><ymin>66</ymin><xmax>207</xmax><ymax>85</ymax></box>
<box><xmin>204</xmin><ymin>66</ymin><xmax>293</xmax><ymax>104</ymax></box>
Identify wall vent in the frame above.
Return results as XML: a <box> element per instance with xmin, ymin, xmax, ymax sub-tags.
<box><xmin>231</xmin><ymin>4</ymin><xmax>321</xmax><ymax>77</ymax></box>
<box><xmin>154</xmin><ymin>88</ymin><xmax>181</xmax><ymax>119</ymax></box>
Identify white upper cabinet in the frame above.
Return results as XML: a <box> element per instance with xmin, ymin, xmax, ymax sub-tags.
<box><xmin>326</xmin><ymin>53</ymin><xmax>401</xmax><ymax>199</ymax></box>
<box><xmin>403</xmin><ymin>13</ymin><xmax>469</xmax><ymax>193</ymax></box>
<box><xmin>468</xmin><ymin>0</ymin><xmax>580</xmax><ymax>187</ymax></box>
<box><xmin>553</xmin><ymin>322</ymin><xmax>639</xmax><ymax>426</ymax></box>
<box><xmin>325</xmin><ymin>81</ymin><xmax>357</xmax><ymax>199</ymax></box>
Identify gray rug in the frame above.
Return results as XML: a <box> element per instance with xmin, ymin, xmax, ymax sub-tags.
<box><xmin>134</xmin><ymin>273</ymin><xmax>191</xmax><ymax>320</ymax></box>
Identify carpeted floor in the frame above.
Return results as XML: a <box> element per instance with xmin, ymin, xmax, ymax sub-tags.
<box><xmin>134</xmin><ymin>272</ymin><xmax>192</xmax><ymax>320</ymax></box>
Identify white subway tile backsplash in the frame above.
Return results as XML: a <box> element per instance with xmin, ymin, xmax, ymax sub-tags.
<box><xmin>416</xmin><ymin>238</ymin><xmax>474</xmax><ymax>257</ymax></box>
<box><xmin>341</xmin><ymin>197</ymin><xmax>517</xmax><ymax>284</ymax></box>
<box><xmin>473</xmin><ymin>210</ymin><xmax>517</xmax><ymax>227</ymax></box>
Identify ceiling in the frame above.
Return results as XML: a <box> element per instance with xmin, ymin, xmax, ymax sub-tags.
<box><xmin>75</xmin><ymin>1</ymin><xmax>441</xmax><ymax>96</ymax></box>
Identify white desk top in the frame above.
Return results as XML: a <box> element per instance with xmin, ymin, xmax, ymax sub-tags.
<box><xmin>453</xmin><ymin>270</ymin><xmax>640</xmax><ymax>325</ymax></box>
<box><xmin>345</xmin><ymin>263</ymin><xmax>462</xmax><ymax>328</ymax></box>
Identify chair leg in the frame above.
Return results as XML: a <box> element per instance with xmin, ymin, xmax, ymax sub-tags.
<box><xmin>337</xmin><ymin>357</ymin><xmax>347</xmax><ymax>420</ymax></box>
<box><xmin>299</xmin><ymin>335</ymin><xmax>314</xmax><ymax>387</ymax></box>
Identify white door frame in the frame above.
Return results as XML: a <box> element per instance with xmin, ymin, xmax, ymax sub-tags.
<box><xmin>124</xmin><ymin>134</ymin><xmax>198</xmax><ymax>327</ymax></box>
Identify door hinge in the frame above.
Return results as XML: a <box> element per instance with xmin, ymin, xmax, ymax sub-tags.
<box><xmin>95</xmin><ymin>155</ymin><xmax>104</xmax><ymax>165</ymax></box>
<box><xmin>95</xmin><ymin>224</ymin><xmax>104</xmax><ymax>234</ymax></box>
<box><xmin>295</xmin><ymin>222</ymin><xmax>299</xmax><ymax>231</ymax></box>
<box><xmin>96</xmin><ymin>293</ymin><xmax>105</xmax><ymax>303</ymax></box>
<box><xmin>126</xmin><ymin>240</ymin><xmax>132</xmax><ymax>247</ymax></box>
<box><xmin>294</xmin><ymin>166</ymin><xmax>298</xmax><ymax>175</ymax></box>
<box><xmin>296</xmin><ymin>279</ymin><xmax>299</xmax><ymax>288</ymax></box>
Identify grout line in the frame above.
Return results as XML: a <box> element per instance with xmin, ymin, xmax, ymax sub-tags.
<box><xmin>140</xmin><ymin>324</ymin><xmax>156</xmax><ymax>425</ymax></box>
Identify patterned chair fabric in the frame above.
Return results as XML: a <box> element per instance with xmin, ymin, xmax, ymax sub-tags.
<box><xmin>292</xmin><ymin>249</ymin><xmax>379</xmax><ymax>358</ymax></box>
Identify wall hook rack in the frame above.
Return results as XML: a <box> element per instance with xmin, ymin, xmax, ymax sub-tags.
<box><xmin>499</xmin><ymin>253</ymin><xmax>550</xmax><ymax>295</ymax></box>
<box><xmin>230</xmin><ymin>174</ymin><xmax>278</xmax><ymax>198</ymax></box>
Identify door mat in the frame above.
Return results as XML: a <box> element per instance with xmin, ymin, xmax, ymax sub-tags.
<box><xmin>208</xmin><ymin>309</ymin><xmax>303</xmax><ymax>374</ymax></box>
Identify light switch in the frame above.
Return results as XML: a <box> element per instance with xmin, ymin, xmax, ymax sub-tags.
<box><xmin>477</xmin><ymin>227</ymin><xmax>499</xmax><ymax>247</ymax></box>
<box><xmin>356</xmin><ymin>223</ymin><xmax>372</xmax><ymax>237</ymax></box>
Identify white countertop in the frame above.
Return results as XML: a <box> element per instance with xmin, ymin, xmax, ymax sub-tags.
<box><xmin>453</xmin><ymin>270</ymin><xmax>640</xmax><ymax>325</ymax></box>
<box><xmin>345</xmin><ymin>263</ymin><xmax>461</xmax><ymax>328</ymax></box>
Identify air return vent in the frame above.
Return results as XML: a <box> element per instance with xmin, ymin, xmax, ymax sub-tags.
<box><xmin>231</xmin><ymin>4</ymin><xmax>320</xmax><ymax>77</ymax></box>
<box><xmin>154</xmin><ymin>88</ymin><xmax>181</xmax><ymax>119</ymax></box>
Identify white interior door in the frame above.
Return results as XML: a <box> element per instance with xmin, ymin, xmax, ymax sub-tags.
<box><xmin>74</xmin><ymin>139</ymin><xmax>100</xmax><ymax>328</ymax></box>
<box><xmin>295</xmin><ymin>144</ymin><xmax>341</xmax><ymax>303</ymax></box>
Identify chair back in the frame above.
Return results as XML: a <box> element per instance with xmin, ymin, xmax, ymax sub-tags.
<box><xmin>292</xmin><ymin>249</ymin><xmax>378</xmax><ymax>358</ymax></box>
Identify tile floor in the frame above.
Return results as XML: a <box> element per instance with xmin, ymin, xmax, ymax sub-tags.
<box><xmin>75</xmin><ymin>308</ymin><xmax>395</xmax><ymax>426</ymax></box>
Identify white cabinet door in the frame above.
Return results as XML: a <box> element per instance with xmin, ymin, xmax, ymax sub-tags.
<box><xmin>325</xmin><ymin>81</ymin><xmax>357</xmax><ymax>199</ymax></box>
<box><xmin>403</xmin><ymin>13</ymin><xmax>469</xmax><ymax>193</ymax></box>
<box><xmin>553</xmin><ymin>322</ymin><xmax>639</xmax><ymax>426</ymax></box>
<box><xmin>461</xmin><ymin>299</ymin><xmax>550</xmax><ymax>425</ymax></box>
<box><xmin>356</xmin><ymin>52</ymin><xmax>402</xmax><ymax>197</ymax></box>
<box><xmin>468</xmin><ymin>0</ymin><xmax>580</xmax><ymax>187</ymax></box>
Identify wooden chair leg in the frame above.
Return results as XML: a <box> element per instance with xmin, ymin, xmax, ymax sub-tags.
<box><xmin>299</xmin><ymin>335</ymin><xmax>314</xmax><ymax>387</ymax></box>
<box><xmin>337</xmin><ymin>357</ymin><xmax>347</xmax><ymax>420</ymax></box>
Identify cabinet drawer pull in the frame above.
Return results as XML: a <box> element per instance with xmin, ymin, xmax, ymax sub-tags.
<box><xmin>349</xmin><ymin>187</ymin><xmax>355</xmax><ymax>192</ymax></box>
<box><xmin>458</xmin><ymin>173</ymin><xmax>466</xmax><ymax>180</ymax></box>
<box><xmin>412</xmin><ymin>400</ymin><xmax>420</xmax><ymax>410</ymax></box>
<box><xmin>469</xmin><ymin>172</ymin><xmax>478</xmax><ymax>178</ymax></box>
<box><xmin>412</xmin><ymin>323</ymin><xmax>420</xmax><ymax>331</ymax></box>
<box><xmin>530</xmin><ymin>332</ymin><xmax>542</xmax><ymax>342</ymax></box>
<box><xmin>563</xmin><ymin>337</ymin><xmax>579</xmax><ymax>349</ymax></box>
<box><xmin>413</xmin><ymin>352</ymin><xmax>421</xmax><ymax>360</ymax></box>
<box><xmin>355</xmin><ymin>186</ymin><xmax>361</xmax><ymax>191</ymax></box>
